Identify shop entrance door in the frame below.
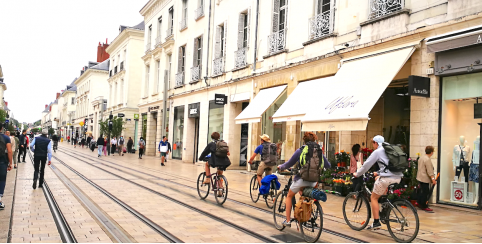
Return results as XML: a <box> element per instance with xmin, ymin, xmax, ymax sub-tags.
<box><xmin>239</xmin><ymin>102</ymin><xmax>249</xmax><ymax>166</ymax></box>
<box><xmin>188</xmin><ymin>103</ymin><xmax>201</xmax><ymax>164</ymax></box>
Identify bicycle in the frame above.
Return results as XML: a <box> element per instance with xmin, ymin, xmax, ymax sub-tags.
<box><xmin>342</xmin><ymin>173</ymin><xmax>419</xmax><ymax>243</ymax></box>
<box><xmin>273</xmin><ymin>169</ymin><xmax>323</xmax><ymax>243</ymax></box>
<box><xmin>249</xmin><ymin>161</ymin><xmax>277</xmax><ymax>209</ymax></box>
<box><xmin>196</xmin><ymin>158</ymin><xmax>228</xmax><ymax>205</ymax></box>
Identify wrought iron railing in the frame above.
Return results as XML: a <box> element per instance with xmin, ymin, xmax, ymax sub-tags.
<box><xmin>212</xmin><ymin>57</ymin><xmax>224</xmax><ymax>76</ymax></box>
<box><xmin>179</xmin><ymin>19</ymin><xmax>187</xmax><ymax>31</ymax></box>
<box><xmin>166</xmin><ymin>28</ymin><xmax>173</xmax><ymax>40</ymax></box>
<box><xmin>268</xmin><ymin>29</ymin><xmax>286</xmax><ymax>54</ymax></box>
<box><xmin>309</xmin><ymin>11</ymin><xmax>331</xmax><ymax>40</ymax></box>
<box><xmin>156</xmin><ymin>35</ymin><xmax>162</xmax><ymax>46</ymax></box>
<box><xmin>195</xmin><ymin>6</ymin><xmax>204</xmax><ymax>20</ymax></box>
<box><xmin>146</xmin><ymin>42</ymin><xmax>152</xmax><ymax>53</ymax></box>
<box><xmin>175</xmin><ymin>72</ymin><xmax>184</xmax><ymax>87</ymax></box>
<box><xmin>191</xmin><ymin>65</ymin><xmax>201</xmax><ymax>82</ymax></box>
<box><xmin>234</xmin><ymin>48</ymin><xmax>247</xmax><ymax>69</ymax></box>
<box><xmin>368</xmin><ymin>0</ymin><xmax>404</xmax><ymax>20</ymax></box>
<box><xmin>120</xmin><ymin>62</ymin><xmax>124</xmax><ymax>71</ymax></box>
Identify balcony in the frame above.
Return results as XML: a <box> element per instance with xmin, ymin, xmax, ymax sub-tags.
<box><xmin>195</xmin><ymin>6</ymin><xmax>204</xmax><ymax>20</ymax></box>
<box><xmin>309</xmin><ymin>11</ymin><xmax>331</xmax><ymax>40</ymax></box>
<box><xmin>179</xmin><ymin>19</ymin><xmax>187</xmax><ymax>31</ymax></box>
<box><xmin>120</xmin><ymin>61</ymin><xmax>124</xmax><ymax>71</ymax></box>
<box><xmin>368</xmin><ymin>0</ymin><xmax>403</xmax><ymax>20</ymax></box>
<box><xmin>166</xmin><ymin>28</ymin><xmax>173</xmax><ymax>40</ymax></box>
<box><xmin>156</xmin><ymin>35</ymin><xmax>162</xmax><ymax>46</ymax></box>
<box><xmin>234</xmin><ymin>48</ymin><xmax>247</xmax><ymax>69</ymax></box>
<box><xmin>212</xmin><ymin>57</ymin><xmax>224</xmax><ymax>76</ymax></box>
<box><xmin>146</xmin><ymin>42</ymin><xmax>152</xmax><ymax>53</ymax></box>
<box><xmin>267</xmin><ymin>29</ymin><xmax>286</xmax><ymax>54</ymax></box>
<box><xmin>190</xmin><ymin>65</ymin><xmax>201</xmax><ymax>83</ymax></box>
<box><xmin>175</xmin><ymin>72</ymin><xmax>185</xmax><ymax>88</ymax></box>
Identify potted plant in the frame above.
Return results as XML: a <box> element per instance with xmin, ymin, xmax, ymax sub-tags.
<box><xmin>335</xmin><ymin>150</ymin><xmax>350</xmax><ymax>168</ymax></box>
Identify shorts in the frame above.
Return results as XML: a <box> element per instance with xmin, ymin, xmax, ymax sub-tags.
<box><xmin>469</xmin><ymin>163</ymin><xmax>479</xmax><ymax>183</ymax></box>
<box><xmin>257</xmin><ymin>161</ymin><xmax>274</xmax><ymax>176</ymax></box>
<box><xmin>160</xmin><ymin>152</ymin><xmax>167</xmax><ymax>157</ymax></box>
<box><xmin>290</xmin><ymin>178</ymin><xmax>317</xmax><ymax>193</ymax></box>
<box><xmin>372</xmin><ymin>176</ymin><xmax>401</xmax><ymax>196</ymax></box>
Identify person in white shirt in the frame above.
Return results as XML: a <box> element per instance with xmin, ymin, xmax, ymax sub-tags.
<box><xmin>111</xmin><ymin>137</ymin><xmax>117</xmax><ymax>156</ymax></box>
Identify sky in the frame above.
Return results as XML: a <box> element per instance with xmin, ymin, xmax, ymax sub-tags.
<box><xmin>0</xmin><ymin>0</ymin><xmax>146</xmax><ymax>124</ymax></box>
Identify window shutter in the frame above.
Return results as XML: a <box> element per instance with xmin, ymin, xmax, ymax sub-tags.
<box><xmin>247</xmin><ymin>9</ymin><xmax>251</xmax><ymax>48</ymax></box>
<box><xmin>223</xmin><ymin>21</ymin><xmax>228</xmax><ymax>58</ymax></box>
<box><xmin>272</xmin><ymin>0</ymin><xmax>280</xmax><ymax>33</ymax></box>
<box><xmin>178</xmin><ymin>46</ymin><xmax>183</xmax><ymax>73</ymax></box>
<box><xmin>214</xmin><ymin>26</ymin><xmax>221</xmax><ymax>59</ymax></box>
<box><xmin>329</xmin><ymin>0</ymin><xmax>334</xmax><ymax>33</ymax></box>
<box><xmin>237</xmin><ymin>14</ymin><xmax>244</xmax><ymax>50</ymax></box>
<box><xmin>193</xmin><ymin>38</ymin><xmax>198</xmax><ymax>66</ymax></box>
<box><xmin>199</xmin><ymin>36</ymin><xmax>203</xmax><ymax>66</ymax></box>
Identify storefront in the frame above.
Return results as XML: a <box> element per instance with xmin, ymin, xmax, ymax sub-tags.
<box><xmin>428</xmin><ymin>26</ymin><xmax>482</xmax><ymax>209</ymax></box>
<box><xmin>172</xmin><ymin>105</ymin><xmax>185</xmax><ymax>159</ymax></box>
<box><xmin>208</xmin><ymin>100</ymin><xmax>225</xmax><ymax>143</ymax></box>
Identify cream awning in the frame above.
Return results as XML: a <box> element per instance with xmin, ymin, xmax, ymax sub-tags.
<box><xmin>235</xmin><ymin>85</ymin><xmax>287</xmax><ymax>124</ymax></box>
<box><xmin>272</xmin><ymin>77</ymin><xmax>335</xmax><ymax>122</ymax></box>
<box><xmin>302</xmin><ymin>41</ymin><xmax>421</xmax><ymax>131</ymax></box>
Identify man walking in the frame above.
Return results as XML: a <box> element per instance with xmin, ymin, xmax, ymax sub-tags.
<box><xmin>118</xmin><ymin>136</ymin><xmax>125</xmax><ymax>156</ymax></box>
<box><xmin>127</xmin><ymin>137</ymin><xmax>133</xmax><ymax>154</ymax></box>
<box><xmin>18</xmin><ymin>129</ymin><xmax>27</xmax><ymax>163</ymax></box>
<box><xmin>6</xmin><ymin>132</ymin><xmax>17</xmax><ymax>169</ymax></box>
<box><xmin>158</xmin><ymin>136</ymin><xmax>171</xmax><ymax>166</ymax></box>
<box><xmin>0</xmin><ymin>124</ymin><xmax>13</xmax><ymax>210</ymax></box>
<box><xmin>96</xmin><ymin>135</ymin><xmax>104</xmax><ymax>157</ymax></box>
<box><xmin>29</xmin><ymin>129</ymin><xmax>52</xmax><ymax>189</ymax></box>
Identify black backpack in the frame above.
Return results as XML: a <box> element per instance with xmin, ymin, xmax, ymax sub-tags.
<box><xmin>379</xmin><ymin>143</ymin><xmax>409</xmax><ymax>172</ymax></box>
<box><xmin>0</xmin><ymin>134</ymin><xmax>6</xmax><ymax>157</ymax></box>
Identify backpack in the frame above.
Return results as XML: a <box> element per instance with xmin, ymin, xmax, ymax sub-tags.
<box><xmin>215</xmin><ymin>140</ymin><xmax>229</xmax><ymax>157</ymax></box>
<box><xmin>298</xmin><ymin>142</ymin><xmax>324</xmax><ymax>182</ymax></box>
<box><xmin>261</xmin><ymin>142</ymin><xmax>278</xmax><ymax>166</ymax></box>
<box><xmin>294</xmin><ymin>197</ymin><xmax>313</xmax><ymax>223</ymax></box>
<box><xmin>379</xmin><ymin>142</ymin><xmax>409</xmax><ymax>172</ymax></box>
<box><xmin>0</xmin><ymin>134</ymin><xmax>6</xmax><ymax>157</ymax></box>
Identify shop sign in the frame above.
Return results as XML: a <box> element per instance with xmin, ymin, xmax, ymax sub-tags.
<box><xmin>215</xmin><ymin>94</ymin><xmax>228</xmax><ymax>105</ymax></box>
<box><xmin>408</xmin><ymin>76</ymin><xmax>430</xmax><ymax>98</ymax></box>
<box><xmin>134</xmin><ymin>114</ymin><xmax>139</xmax><ymax>119</ymax></box>
<box><xmin>148</xmin><ymin>106</ymin><xmax>159</xmax><ymax>112</ymax></box>
<box><xmin>428</xmin><ymin>33</ymin><xmax>482</xmax><ymax>53</ymax></box>
<box><xmin>118</xmin><ymin>113</ymin><xmax>125</xmax><ymax>118</ymax></box>
<box><xmin>325</xmin><ymin>96</ymin><xmax>359</xmax><ymax>114</ymax></box>
<box><xmin>475</xmin><ymin>104</ymin><xmax>482</xmax><ymax>119</ymax></box>
<box><xmin>451</xmin><ymin>181</ymin><xmax>466</xmax><ymax>202</ymax></box>
<box><xmin>188</xmin><ymin>103</ymin><xmax>200</xmax><ymax>118</ymax></box>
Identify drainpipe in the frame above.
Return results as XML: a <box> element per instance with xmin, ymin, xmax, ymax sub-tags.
<box><xmin>204</xmin><ymin>0</ymin><xmax>213</xmax><ymax>87</ymax></box>
<box><xmin>253</xmin><ymin>0</ymin><xmax>260</xmax><ymax>72</ymax></box>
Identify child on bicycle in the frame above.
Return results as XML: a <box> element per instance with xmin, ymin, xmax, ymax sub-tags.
<box><xmin>353</xmin><ymin>135</ymin><xmax>403</xmax><ymax>230</ymax></box>
<box><xmin>277</xmin><ymin>132</ymin><xmax>331</xmax><ymax>227</ymax></box>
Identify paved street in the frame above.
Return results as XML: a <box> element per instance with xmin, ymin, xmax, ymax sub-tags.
<box><xmin>0</xmin><ymin>142</ymin><xmax>480</xmax><ymax>243</ymax></box>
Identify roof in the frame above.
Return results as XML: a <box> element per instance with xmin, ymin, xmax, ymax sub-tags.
<box><xmin>90</xmin><ymin>59</ymin><xmax>109</xmax><ymax>71</ymax></box>
<box><xmin>67</xmin><ymin>78</ymin><xmax>77</xmax><ymax>91</ymax></box>
<box><xmin>119</xmin><ymin>21</ymin><xmax>145</xmax><ymax>34</ymax></box>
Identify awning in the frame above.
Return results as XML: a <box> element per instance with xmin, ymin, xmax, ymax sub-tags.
<box><xmin>230</xmin><ymin>92</ymin><xmax>250</xmax><ymax>102</ymax></box>
<box><xmin>427</xmin><ymin>25</ymin><xmax>482</xmax><ymax>53</ymax></box>
<box><xmin>272</xmin><ymin>77</ymin><xmax>335</xmax><ymax>122</ymax></box>
<box><xmin>235</xmin><ymin>85</ymin><xmax>287</xmax><ymax>124</ymax></box>
<box><xmin>302</xmin><ymin>41</ymin><xmax>421</xmax><ymax>131</ymax></box>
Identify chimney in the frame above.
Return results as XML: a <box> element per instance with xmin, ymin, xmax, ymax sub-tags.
<box><xmin>45</xmin><ymin>104</ymin><xmax>48</xmax><ymax>109</ymax></box>
<box><xmin>97</xmin><ymin>39</ymin><xmax>110</xmax><ymax>62</ymax></box>
<box><xmin>56</xmin><ymin>93</ymin><xmax>60</xmax><ymax>99</ymax></box>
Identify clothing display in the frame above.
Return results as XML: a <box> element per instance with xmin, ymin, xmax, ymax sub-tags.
<box><xmin>472</xmin><ymin>139</ymin><xmax>480</xmax><ymax>165</ymax></box>
<box><xmin>453</xmin><ymin>145</ymin><xmax>470</xmax><ymax>167</ymax></box>
<box><xmin>469</xmin><ymin>163</ymin><xmax>479</xmax><ymax>183</ymax></box>
<box><xmin>455</xmin><ymin>161</ymin><xmax>470</xmax><ymax>182</ymax></box>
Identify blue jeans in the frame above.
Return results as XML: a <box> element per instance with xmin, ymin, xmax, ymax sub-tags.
<box><xmin>0</xmin><ymin>160</ymin><xmax>7</xmax><ymax>197</ymax></box>
<box><xmin>98</xmin><ymin>145</ymin><xmax>103</xmax><ymax>156</ymax></box>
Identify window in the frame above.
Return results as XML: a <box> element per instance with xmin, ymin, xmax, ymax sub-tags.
<box><xmin>181</xmin><ymin>0</ymin><xmax>188</xmax><ymax>29</ymax></box>
<box><xmin>316</xmin><ymin>0</ymin><xmax>330</xmax><ymax>15</ymax></box>
<box><xmin>309</xmin><ymin>0</ymin><xmax>333</xmax><ymax>40</ymax></box>
<box><xmin>156</xmin><ymin>60</ymin><xmax>161</xmax><ymax>93</ymax></box>
<box><xmin>176</xmin><ymin>46</ymin><xmax>186</xmax><ymax>87</ymax></box>
<box><xmin>208</xmin><ymin>101</ymin><xmax>224</xmax><ymax>144</ymax></box>
<box><xmin>368</xmin><ymin>0</ymin><xmax>403</xmax><ymax>20</ymax></box>
<box><xmin>213</xmin><ymin>23</ymin><xmax>226</xmax><ymax>75</ymax></box>
<box><xmin>220</xmin><ymin>26</ymin><xmax>225</xmax><ymax>58</ymax></box>
<box><xmin>71</xmin><ymin>97</ymin><xmax>75</xmax><ymax>105</ymax></box>
<box><xmin>195</xmin><ymin>36</ymin><xmax>202</xmax><ymax>67</ymax></box>
<box><xmin>196</xmin><ymin>0</ymin><xmax>204</xmax><ymax>19</ymax></box>
<box><xmin>144</xmin><ymin>66</ymin><xmax>150</xmax><ymax>97</ymax></box>
<box><xmin>167</xmin><ymin>7</ymin><xmax>174</xmax><ymax>36</ymax></box>
<box><xmin>237</xmin><ymin>11</ymin><xmax>250</xmax><ymax>49</ymax></box>
<box><xmin>168</xmin><ymin>54</ymin><xmax>172</xmax><ymax>90</ymax></box>
<box><xmin>172</xmin><ymin>106</ymin><xmax>185</xmax><ymax>159</ymax></box>
<box><xmin>157</xmin><ymin>17</ymin><xmax>162</xmax><ymax>38</ymax></box>
<box><xmin>269</xmin><ymin>0</ymin><xmax>288</xmax><ymax>53</ymax></box>
<box><xmin>180</xmin><ymin>46</ymin><xmax>186</xmax><ymax>72</ymax></box>
<box><xmin>120</xmin><ymin>79</ymin><xmax>124</xmax><ymax>104</ymax></box>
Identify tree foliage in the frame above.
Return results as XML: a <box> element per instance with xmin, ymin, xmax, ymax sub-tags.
<box><xmin>99</xmin><ymin>117</ymin><xmax>125</xmax><ymax>139</ymax></box>
<box><xmin>48</xmin><ymin>128</ymin><xmax>55</xmax><ymax>135</ymax></box>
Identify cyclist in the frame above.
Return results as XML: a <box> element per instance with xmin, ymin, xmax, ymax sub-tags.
<box><xmin>353</xmin><ymin>135</ymin><xmax>403</xmax><ymax>230</ymax></box>
<box><xmin>248</xmin><ymin>134</ymin><xmax>277</xmax><ymax>187</ymax></box>
<box><xmin>277</xmin><ymin>132</ymin><xmax>331</xmax><ymax>227</ymax></box>
<box><xmin>51</xmin><ymin>134</ymin><xmax>59</xmax><ymax>151</ymax></box>
<box><xmin>198</xmin><ymin>132</ymin><xmax>231</xmax><ymax>188</ymax></box>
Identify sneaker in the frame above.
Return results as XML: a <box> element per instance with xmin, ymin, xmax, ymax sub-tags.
<box><xmin>367</xmin><ymin>222</ymin><xmax>381</xmax><ymax>230</ymax></box>
<box><xmin>161</xmin><ymin>163</ymin><xmax>165</xmax><ymax>166</ymax></box>
<box><xmin>32</xmin><ymin>181</ymin><xmax>37</xmax><ymax>189</ymax></box>
<box><xmin>0</xmin><ymin>202</ymin><xmax>5</xmax><ymax>210</ymax></box>
<box><xmin>282</xmin><ymin>220</ymin><xmax>291</xmax><ymax>227</ymax></box>
<box><xmin>217</xmin><ymin>191</ymin><xmax>223</xmax><ymax>197</ymax></box>
<box><xmin>421</xmin><ymin>207</ymin><xmax>433</xmax><ymax>212</ymax></box>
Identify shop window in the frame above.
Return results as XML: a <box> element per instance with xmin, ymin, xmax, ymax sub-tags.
<box><xmin>173</xmin><ymin>106</ymin><xmax>185</xmax><ymax>159</ymax></box>
<box><xmin>208</xmin><ymin>101</ymin><xmax>224</xmax><ymax>144</ymax></box>
<box><xmin>440</xmin><ymin>73</ymin><xmax>482</xmax><ymax>207</ymax></box>
<box><xmin>262</xmin><ymin>91</ymin><xmax>287</xmax><ymax>160</ymax></box>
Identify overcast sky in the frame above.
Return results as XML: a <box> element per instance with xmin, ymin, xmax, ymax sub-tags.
<box><xmin>0</xmin><ymin>0</ymin><xmax>146</xmax><ymax>124</ymax></box>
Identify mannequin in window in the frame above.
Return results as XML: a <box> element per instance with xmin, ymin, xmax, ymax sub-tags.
<box><xmin>469</xmin><ymin>136</ymin><xmax>480</xmax><ymax>204</ymax></box>
<box><xmin>453</xmin><ymin>136</ymin><xmax>470</xmax><ymax>183</ymax></box>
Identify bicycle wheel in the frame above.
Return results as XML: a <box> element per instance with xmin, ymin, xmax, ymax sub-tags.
<box><xmin>197</xmin><ymin>172</ymin><xmax>210</xmax><ymax>200</ymax></box>
<box><xmin>250</xmin><ymin>175</ymin><xmax>260</xmax><ymax>203</ymax></box>
<box><xmin>300</xmin><ymin>201</ymin><xmax>323</xmax><ymax>243</ymax></box>
<box><xmin>386</xmin><ymin>199</ymin><xmax>419</xmax><ymax>243</ymax></box>
<box><xmin>342</xmin><ymin>192</ymin><xmax>370</xmax><ymax>231</ymax></box>
<box><xmin>273</xmin><ymin>192</ymin><xmax>287</xmax><ymax>231</ymax></box>
<box><xmin>214</xmin><ymin>175</ymin><xmax>228</xmax><ymax>205</ymax></box>
<box><xmin>265</xmin><ymin>181</ymin><xmax>277</xmax><ymax>209</ymax></box>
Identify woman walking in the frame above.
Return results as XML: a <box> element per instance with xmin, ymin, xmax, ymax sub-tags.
<box><xmin>138</xmin><ymin>137</ymin><xmax>145</xmax><ymax>159</ymax></box>
<box><xmin>350</xmin><ymin>144</ymin><xmax>363</xmax><ymax>192</ymax></box>
<box><xmin>103</xmin><ymin>136</ymin><xmax>108</xmax><ymax>156</ymax></box>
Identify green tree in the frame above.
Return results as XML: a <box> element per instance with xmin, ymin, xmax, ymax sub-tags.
<box><xmin>0</xmin><ymin>110</ymin><xmax>7</xmax><ymax>124</ymax></box>
<box><xmin>99</xmin><ymin>117</ymin><xmax>125</xmax><ymax>139</ymax></box>
<box><xmin>48</xmin><ymin>128</ymin><xmax>55</xmax><ymax>136</ymax></box>
<box><xmin>31</xmin><ymin>128</ymin><xmax>40</xmax><ymax>134</ymax></box>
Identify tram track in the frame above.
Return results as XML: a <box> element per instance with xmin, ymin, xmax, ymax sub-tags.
<box><xmin>58</xmin><ymin>147</ymin><xmax>369</xmax><ymax>243</ymax></box>
<box><xmin>53</xmin><ymin>150</ymin><xmax>279</xmax><ymax>243</ymax></box>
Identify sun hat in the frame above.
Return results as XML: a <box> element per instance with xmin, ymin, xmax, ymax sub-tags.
<box><xmin>260</xmin><ymin>134</ymin><xmax>271</xmax><ymax>142</ymax></box>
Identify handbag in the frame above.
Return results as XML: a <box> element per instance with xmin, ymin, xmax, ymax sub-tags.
<box><xmin>356</xmin><ymin>153</ymin><xmax>362</xmax><ymax>170</ymax></box>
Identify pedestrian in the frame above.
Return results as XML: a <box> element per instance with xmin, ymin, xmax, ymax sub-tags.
<box><xmin>165</xmin><ymin>139</ymin><xmax>171</xmax><ymax>162</ymax></box>
<box><xmin>103</xmin><ymin>136</ymin><xmax>107</xmax><ymax>156</ymax></box>
<box><xmin>350</xmin><ymin>144</ymin><xmax>363</xmax><ymax>192</ymax></box>
<box><xmin>67</xmin><ymin>135</ymin><xmax>70</xmax><ymax>143</ymax></box>
<box><xmin>138</xmin><ymin>137</ymin><xmax>145</xmax><ymax>159</ymax></box>
<box><xmin>118</xmin><ymin>136</ymin><xmax>125</xmax><ymax>156</ymax></box>
<box><xmin>81</xmin><ymin>137</ymin><xmax>86</xmax><ymax>148</ymax></box>
<box><xmin>158</xmin><ymin>136</ymin><xmax>171</xmax><ymax>166</ymax></box>
<box><xmin>127</xmin><ymin>137</ymin><xmax>133</xmax><ymax>154</ymax></box>
<box><xmin>73</xmin><ymin>136</ymin><xmax>77</xmax><ymax>148</ymax></box>
<box><xmin>17</xmin><ymin>130</ymin><xmax>27</xmax><ymax>163</ymax></box>
<box><xmin>97</xmin><ymin>135</ymin><xmax>105</xmax><ymax>157</ymax></box>
<box><xmin>6</xmin><ymin>132</ymin><xmax>17</xmax><ymax>169</ymax></box>
<box><xmin>416</xmin><ymin>146</ymin><xmax>436</xmax><ymax>212</ymax></box>
<box><xmin>0</xmin><ymin>124</ymin><xmax>13</xmax><ymax>210</ymax></box>
<box><xmin>29</xmin><ymin>129</ymin><xmax>52</xmax><ymax>189</ymax></box>
<box><xmin>86</xmin><ymin>135</ymin><xmax>92</xmax><ymax>147</ymax></box>
<box><xmin>12</xmin><ymin>132</ymin><xmax>19</xmax><ymax>169</ymax></box>
<box><xmin>110</xmin><ymin>137</ymin><xmax>117</xmax><ymax>156</ymax></box>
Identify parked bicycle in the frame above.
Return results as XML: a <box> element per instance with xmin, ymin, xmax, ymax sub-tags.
<box><xmin>196</xmin><ymin>156</ymin><xmax>228</xmax><ymax>205</ymax></box>
<box><xmin>249</xmin><ymin>161</ymin><xmax>277</xmax><ymax>209</ymax></box>
<box><xmin>342</xmin><ymin>172</ymin><xmax>419</xmax><ymax>243</ymax></box>
<box><xmin>273</xmin><ymin>169</ymin><xmax>323</xmax><ymax>243</ymax></box>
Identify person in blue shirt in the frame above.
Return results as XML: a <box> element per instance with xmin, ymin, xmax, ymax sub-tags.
<box><xmin>248</xmin><ymin>134</ymin><xmax>276</xmax><ymax>187</ymax></box>
<box><xmin>0</xmin><ymin>125</ymin><xmax>13</xmax><ymax>210</ymax></box>
<box><xmin>158</xmin><ymin>136</ymin><xmax>171</xmax><ymax>166</ymax></box>
<box><xmin>30</xmin><ymin>129</ymin><xmax>52</xmax><ymax>189</ymax></box>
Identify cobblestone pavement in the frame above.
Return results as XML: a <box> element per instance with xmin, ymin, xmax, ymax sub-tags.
<box><xmin>2</xmin><ymin>142</ymin><xmax>482</xmax><ymax>243</ymax></box>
